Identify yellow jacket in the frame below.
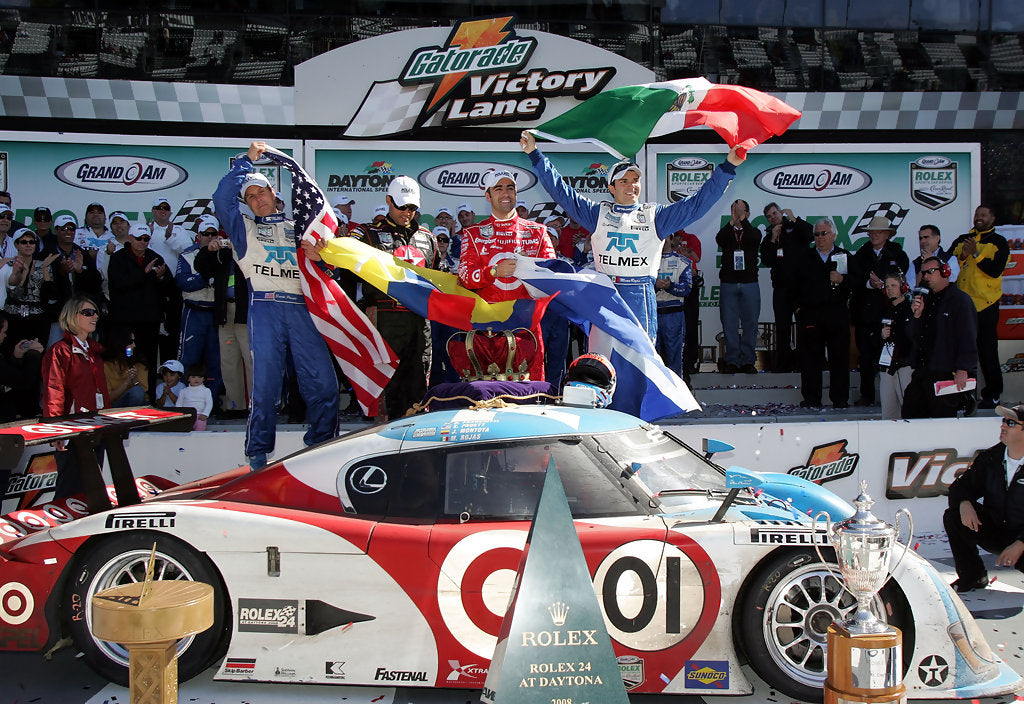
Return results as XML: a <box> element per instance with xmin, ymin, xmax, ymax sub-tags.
<box><xmin>951</xmin><ymin>227</ymin><xmax>1010</xmax><ymax>310</ymax></box>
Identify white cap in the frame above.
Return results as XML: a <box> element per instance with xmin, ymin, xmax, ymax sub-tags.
<box><xmin>607</xmin><ymin>160</ymin><xmax>642</xmax><ymax>185</ymax></box>
<box><xmin>331</xmin><ymin>194</ymin><xmax>355</xmax><ymax>207</ymax></box>
<box><xmin>547</xmin><ymin>226</ymin><xmax>559</xmax><ymax>241</ymax></box>
<box><xmin>373</xmin><ymin>204</ymin><xmax>388</xmax><ymax>217</ymax></box>
<box><xmin>0</xmin><ymin>204</ymin><xmax>11</xmax><ymax>216</ymax></box>
<box><xmin>108</xmin><ymin>211</ymin><xmax>129</xmax><ymax>224</ymax></box>
<box><xmin>433</xmin><ymin>225</ymin><xmax>450</xmax><ymax>238</ymax></box>
<box><xmin>516</xmin><ymin>199</ymin><xmax>527</xmax><ymax>209</ymax></box>
<box><xmin>436</xmin><ymin>206</ymin><xmax>453</xmax><ymax>217</ymax></box>
<box><xmin>482</xmin><ymin>170</ymin><xmax>517</xmax><ymax>189</ymax></box>
<box><xmin>129</xmin><ymin>223</ymin><xmax>151</xmax><ymax>239</ymax></box>
<box><xmin>158</xmin><ymin>359</ymin><xmax>184</xmax><ymax>374</ymax></box>
<box><xmin>239</xmin><ymin>173</ymin><xmax>273</xmax><ymax>199</ymax></box>
<box><xmin>332</xmin><ymin>207</ymin><xmax>349</xmax><ymax>225</ymax></box>
<box><xmin>152</xmin><ymin>196</ymin><xmax>171</xmax><ymax>208</ymax></box>
<box><xmin>457</xmin><ymin>202</ymin><xmax>473</xmax><ymax>214</ymax></box>
<box><xmin>544</xmin><ymin>213</ymin><xmax>565</xmax><ymax>225</ymax></box>
<box><xmin>54</xmin><ymin>214</ymin><xmax>77</xmax><ymax>228</ymax></box>
<box><xmin>386</xmin><ymin>176</ymin><xmax>420</xmax><ymax>208</ymax></box>
<box><xmin>196</xmin><ymin>214</ymin><xmax>220</xmax><ymax>233</ymax></box>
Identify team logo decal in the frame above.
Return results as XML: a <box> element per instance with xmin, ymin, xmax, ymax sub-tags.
<box><xmin>667</xmin><ymin>158</ymin><xmax>713</xmax><ymax>202</ymax></box>
<box><xmin>0</xmin><ymin>582</ymin><xmax>34</xmax><ymax>626</ymax></box>
<box><xmin>911</xmin><ymin>156</ymin><xmax>957</xmax><ymax>210</ymax></box>
<box><xmin>918</xmin><ymin>654</ymin><xmax>949</xmax><ymax>687</ymax></box>
<box><xmin>348</xmin><ymin>465</ymin><xmax>388</xmax><ymax>495</ymax></box>
<box><xmin>787</xmin><ymin>440</ymin><xmax>859</xmax><ymax>484</ymax></box>
<box><xmin>617</xmin><ymin>655</ymin><xmax>644</xmax><ymax>690</ymax></box>
<box><xmin>684</xmin><ymin>660</ymin><xmax>729</xmax><ymax>689</ymax></box>
<box><xmin>605</xmin><ymin>231</ymin><xmax>639</xmax><ymax>254</ymax></box>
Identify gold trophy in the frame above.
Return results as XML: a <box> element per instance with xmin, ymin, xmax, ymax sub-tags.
<box><xmin>813</xmin><ymin>482</ymin><xmax>913</xmax><ymax>704</ymax></box>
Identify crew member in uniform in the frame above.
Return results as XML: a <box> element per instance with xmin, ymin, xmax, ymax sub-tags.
<box><xmin>458</xmin><ymin>169</ymin><xmax>555</xmax><ymax>381</ymax></box>
<box><xmin>213</xmin><ymin>140</ymin><xmax>338</xmax><ymax>469</ymax></box>
<box><xmin>350</xmin><ymin>175</ymin><xmax>437</xmax><ymax>420</ymax></box>
<box><xmin>521</xmin><ymin>131</ymin><xmax>742</xmax><ymax>342</ymax></box>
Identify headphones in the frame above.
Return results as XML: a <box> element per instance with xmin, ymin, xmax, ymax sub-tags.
<box><xmin>888</xmin><ymin>271</ymin><xmax>909</xmax><ymax>295</ymax></box>
<box><xmin>923</xmin><ymin>258</ymin><xmax>951</xmax><ymax>279</ymax></box>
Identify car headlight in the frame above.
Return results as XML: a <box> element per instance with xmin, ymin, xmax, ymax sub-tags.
<box><xmin>946</xmin><ymin>593</ymin><xmax>998</xmax><ymax>676</ymax></box>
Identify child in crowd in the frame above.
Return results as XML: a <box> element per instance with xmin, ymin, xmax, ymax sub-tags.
<box><xmin>155</xmin><ymin>359</ymin><xmax>186</xmax><ymax>408</ymax></box>
<box><xmin>176</xmin><ymin>363</ymin><xmax>214</xmax><ymax>430</ymax></box>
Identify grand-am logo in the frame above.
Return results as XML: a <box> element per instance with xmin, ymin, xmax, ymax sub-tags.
<box><xmin>667</xmin><ymin>157</ymin><xmax>714</xmax><ymax>202</ymax></box>
<box><xmin>787</xmin><ymin>440</ymin><xmax>859</xmax><ymax>484</ymax></box>
<box><xmin>886</xmin><ymin>448</ymin><xmax>974</xmax><ymax>499</ymax></box>
<box><xmin>419</xmin><ymin>162</ymin><xmax>536</xmax><ymax>196</ymax></box>
<box><xmin>754</xmin><ymin>164</ymin><xmax>871</xmax><ymax>198</ymax></box>
<box><xmin>347</xmin><ymin>16</ymin><xmax>614</xmax><ymax>134</ymax></box>
<box><xmin>447</xmin><ymin>659</ymin><xmax>488</xmax><ymax>681</ymax></box>
<box><xmin>55</xmin><ymin>156</ymin><xmax>187</xmax><ymax>193</ymax></box>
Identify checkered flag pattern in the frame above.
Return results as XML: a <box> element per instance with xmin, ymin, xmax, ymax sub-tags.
<box><xmin>172</xmin><ymin>198</ymin><xmax>214</xmax><ymax>231</ymax></box>
<box><xmin>852</xmin><ymin>202</ymin><xmax>910</xmax><ymax>234</ymax></box>
<box><xmin>527</xmin><ymin>201</ymin><xmax>567</xmax><ymax>224</ymax></box>
<box><xmin>343</xmin><ymin>81</ymin><xmax>433</xmax><ymax>138</ymax></box>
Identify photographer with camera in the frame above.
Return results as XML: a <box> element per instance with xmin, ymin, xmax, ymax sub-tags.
<box><xmin>901</xmin><ymin>256</ymin><xmax>978</xmax><ymax>419</ymax></box>
<box><xmin>759</xmin><ymin>202</ymin><xmax>813</xmax><ymax>371</ymax></box>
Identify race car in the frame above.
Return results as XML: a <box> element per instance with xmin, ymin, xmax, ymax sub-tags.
<box><xmin>0</xmin><ymin>404</ymin><xmax>1019</xmax><ymax>702</ymax></box>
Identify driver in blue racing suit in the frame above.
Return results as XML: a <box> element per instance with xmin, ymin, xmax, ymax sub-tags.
<box><xmin>213</xmin><ymin>140</ymin><xmax>338</xmax><ymax>469</ymax></box>
<box><xmin>520</xmin><ymin>131</ymin><xmax>743</xmax><ymax>342</ymax></box>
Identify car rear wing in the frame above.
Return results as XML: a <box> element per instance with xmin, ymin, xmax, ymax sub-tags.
<box><xmin>0</xmin><ymin>406</ymin><xmax>195</xmax><ymax>515</ymax></box>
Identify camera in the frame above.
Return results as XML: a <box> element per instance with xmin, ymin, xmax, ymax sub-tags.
<box><xmin>219</xmin><ymin>238</ymin><xmax>231</xmax><ymax>247</ymax></box>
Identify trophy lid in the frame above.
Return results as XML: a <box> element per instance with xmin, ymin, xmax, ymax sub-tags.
<box><xmin>833</xmin><ymin>481</ymin><xmax>891</xmax><ymax>537</ymax></box>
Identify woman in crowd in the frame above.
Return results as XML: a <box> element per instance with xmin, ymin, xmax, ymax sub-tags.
<box><xmin>4</xmin><ymin>230</ymin><xmax>58</xmax><ymax>353</ymax></box>
<box><xmin>41</xmin><ymin>294</ymin><xmax>109</xmax><ymax>498</ymax></box>
<box><xmin>879</xmin><ymin>272</ymin><xmax>914</xmax><ymax>420</ymax></box>
<box><xmin>101</xmin><ymin>327</ymin><xmax>149</xmax><ymax>407</ymax></box>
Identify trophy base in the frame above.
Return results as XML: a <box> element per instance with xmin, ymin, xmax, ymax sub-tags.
<box><xmin>825</xmin><ymin>623</ymin><xmax>905</xmax><ymax>704</ymax></box>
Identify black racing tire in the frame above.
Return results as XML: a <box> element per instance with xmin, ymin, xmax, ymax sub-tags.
<box><xmin>736</xmin><ymin>548</ymin><xmax>913</xmax><ymax>703</ymax></box>
<box><xmin>63</xmin><ymin>531</ymin><xmax>230</xmax><ymax>686</ymax></box>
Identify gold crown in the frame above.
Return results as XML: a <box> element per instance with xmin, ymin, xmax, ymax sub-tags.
<box><xmin>547</xmin><ymin>601</ymin><xmax>569</xmax><ymax>627</ymax></box>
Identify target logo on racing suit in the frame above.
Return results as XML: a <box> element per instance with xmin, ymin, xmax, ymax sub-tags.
<box><xmin>436</xmin><ymin>530</ymin><xmax>721</xmax><ymax>660</ymax></box>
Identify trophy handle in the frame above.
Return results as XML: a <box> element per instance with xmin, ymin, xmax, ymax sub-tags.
<box><xmin>887</xmin><ymin>508</ymin><xmax>914</xmax><ymax>581</ymax></box>
<box><xmin>811</xmin><ymin>510</ymin><xmax>844</xmax><ymax>586</ymax></box>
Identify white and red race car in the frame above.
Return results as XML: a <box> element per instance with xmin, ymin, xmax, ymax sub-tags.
<box><xmin>0</xmin><ymin>405</ymin><xmax>1019</xmax><ymax>702</ymax></box>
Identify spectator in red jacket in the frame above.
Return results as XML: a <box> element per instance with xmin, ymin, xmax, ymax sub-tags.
<box><xmin>41</xmin><ymin>294</ymin><xmax>109</xmax><ymax>498</ymax></box>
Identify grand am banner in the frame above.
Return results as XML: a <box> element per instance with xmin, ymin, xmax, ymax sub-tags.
<box><xmin>649</xmin><ymin>143</ymin><xmax>980</xmax><ymax>341</ymax></box>
<box><xmin>0</xmin><ymin>132</ymin><xmax>300</xmax><ymax>230</ymax></box>
<box><xmin>305</xmin><ymin>141</ymin><xmax>618</xmax><ymax>229</ymax></box>
<box><xmin>294</xmin><ymin>16</ymin><xmax>653</xmax><ymax>133</ymax></box>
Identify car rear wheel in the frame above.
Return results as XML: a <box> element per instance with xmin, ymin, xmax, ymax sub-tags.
<box><xmin>63</xmin><ymin>531</ymin><xmax>229</xmax><ymax>686</ymax></box>
<box><xmin>737</xmin><ymin>548</ymin><xmax>911</xmax><ymax>703</ymax></box>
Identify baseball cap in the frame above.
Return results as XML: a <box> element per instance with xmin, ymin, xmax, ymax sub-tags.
<box><xmin>544</xmin><ymin>213</ymin><xmax>565</xmax><ymax>225</ymax></box>
<box><xmin>373</xmin><ymin>204</ymin><xmax>388</xmax><ymax>217</ymax></box>
<box><xmin>158</xmin><ymin>359</ymin><xmax>184</xmax><ymax>375</ymax></box>
<box><xmin>607</xmin><ymin>160</ymin><xmax>642</xmax><ymax>185</ymax></box>
<box><xmin>433</xmin><ymin>225</ymin><xmax>450</xmax><ymax>239</ymax></box>
<box><xmin>436</xmin><ymin>207</ymin><xmax>454</xmax><ymax>218</ymax></box>
<box><xmin>332</xmin><ymin>207</ymin><xmax>349</xmax><ymax>226</ymax></box>
<box><xmin>386</xmin><ymin>176</ymin><xmax>420</xmax><ymax>208</ymax></box>
<box><xmin>996</xmin><ymin>405</ymin><xmax>1024</xmax><ymax>423</ymax></box>
<box><xmin>152</xmin><ymin>196</ymin><xmax>171</xmax><ymax>209</ymax></box>
<box><xmin>239</xmin><ymin>173</ymin><xmax>273</xmax><ymax>199</ymax></box>
<box><xmin>108</xmin><ymin>211</ymin><xmax>129</xmax><ymax>224</ymax></box>
<box><xmin>516</xmin><ymin>199</ymin><xmax>527</xmax><ymax>209</ymax></box>
<box><xmin>129</xmin><ymin>223</ymin><xmax>151</xmax><ymax>239</ymax></box>
<box><xmin>331</xmin><ymin>194</ymin><xmax>355</xmax><ymax>207</ymax></box>
<box><xmin>0</xmin><ymin>204</ymin><xmax>11</xmax><ymax>216</ymax></box>
<box><xmin>54</xmin><ymin>214</ymin><xmax>77</xmax><ymax>228</ymax></box>
<box><xmin>85</xmin><ymin>201</ymin><xmax>105</xmax><ymax>213</ymax></box>
<box><xmin>34</xmin><ymin>207</ymin><xmax>52</xmax><ymax>220</ymax></box>
<box><xmin>482</xmin><ymin>170</ymin><xmax>517</xmax><ymax>190</ymax></box>
<box><xmin>196</xmin><ymin>214</ymin><xmax>220</xmax><ymax>233</ymax></box>
<box><xmin>457</xmin><ymin>202</ymin><xmax>473</xmax><ymax>215</ymax></box>
<box><xmin>546</xmin><ymin>226</ymin><xmax>560</xmax><ymax>241</ymax></box>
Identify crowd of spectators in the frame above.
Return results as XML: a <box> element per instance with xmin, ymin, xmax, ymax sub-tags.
<box><xmin>0</xmin><ymin>178</ymin><xmax>1009</xmax><ymax>430</ymax></box>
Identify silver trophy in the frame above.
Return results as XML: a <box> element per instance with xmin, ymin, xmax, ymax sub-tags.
<box><xmin>813</xmin><ymin>481</ymin><xmax>913</xmax><ymax>635</ymax></box>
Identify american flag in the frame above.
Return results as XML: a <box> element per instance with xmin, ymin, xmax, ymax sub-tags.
<box><xmin>261</xmin><ymin>147</ymin><xmax>397</xmax><ymax>417</ymax></box>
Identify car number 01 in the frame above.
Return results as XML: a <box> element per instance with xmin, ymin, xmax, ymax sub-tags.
<box><xmin>593</xmin><ymin>540</ymin><xmax>704</xmax><ymax>651</ymax></box>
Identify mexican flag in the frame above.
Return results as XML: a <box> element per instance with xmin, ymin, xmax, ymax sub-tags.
<box><xmin>530</xmin><ymin>77</ymin><xmax>801</xmax><ymax>160</ymax></box>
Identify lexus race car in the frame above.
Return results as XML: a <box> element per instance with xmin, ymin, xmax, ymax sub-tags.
<box><xmin>0</xmin><ymin>405</ymin><xmax>1019</xmax><ymax>702</ymax></box>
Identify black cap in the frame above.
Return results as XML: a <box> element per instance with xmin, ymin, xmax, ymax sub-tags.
<box><xmin>34</xmin><ymin>207</ymin><xmax>51</xmax><ymax>219</ymax></box>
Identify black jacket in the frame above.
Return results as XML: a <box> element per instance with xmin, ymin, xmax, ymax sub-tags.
<box><xmin>796</xmin><ymin>245</ymin><xmax>853</xmax><ymax>312</ymax></box>
<box><xmin>106</xmin><ymin>247</ymin><xmax>174</xmax><ymax>324</ymax></box>
<box><xmin>759</xmin><ymin>216</ymin><xmax>813</xmax><ymax>285</ymax></box>
<box><xmin>716</xmin><ymin>220</ymin><xmax>761</xmax><ymax>284</ymax></box>
<box><xmin>949</xmin><ymin>443</ymin><xmax>1024</xmax><ymax>543</ymax></box>
<box><xmin>850</xmin><ymin>240</ymin><xmax>910</xmax><ymax>325</ymax></box>
<box><xmin>352</xmin><ymin>216</ymin><xmax>437</xmax><ymax>308</ymax></box>
<box><xmin>906</xmin><ymin>284</ymin><xmax>978</xmax><ymax>373</ymax></box>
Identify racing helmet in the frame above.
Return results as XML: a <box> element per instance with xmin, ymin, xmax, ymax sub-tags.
<box><xmin>563</xmin><ymin>353</ymin><xmax>616</xmax><ymax>408</ymax></box>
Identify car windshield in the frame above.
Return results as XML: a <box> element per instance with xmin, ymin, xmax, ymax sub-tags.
<box><xmin>590</xmin><ymin>427</ymin><xmax>729</xmax><ymax>511</ymax></box>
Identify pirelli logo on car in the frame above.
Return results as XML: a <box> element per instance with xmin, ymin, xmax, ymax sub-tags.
<box><xmin>739</xmin><ymin>526</ymin><xmax>829</xmax><ymax>546</ymax></box>
<box><xmin>104</xmin><ymin>511</ymin><xmax>176</xmax><ymax>529</ymax></box>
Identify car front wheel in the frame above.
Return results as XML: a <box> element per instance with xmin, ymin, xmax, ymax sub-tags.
<box><xmin>737</xmin><ymin>548</ymin><xmax>912</xmax><ymax>703</ymax></box>
<box><xmin>63</xmin><ymin>531</ymin><xmax>229</xmax><ymax>686</ymax></box>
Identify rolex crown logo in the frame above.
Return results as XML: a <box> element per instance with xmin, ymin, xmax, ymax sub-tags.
<box><xmin>548</xmin><ymin>601</ymin><xmax>569</xmax><ymax>626</ymax></box>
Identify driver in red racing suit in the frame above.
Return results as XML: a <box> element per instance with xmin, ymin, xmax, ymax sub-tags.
<box><xmin>458</xmin><ymin>169</ymin><xmax>555</xmax><ymax>381</ymax></box>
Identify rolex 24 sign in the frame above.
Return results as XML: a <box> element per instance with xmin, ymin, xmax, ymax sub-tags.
<box><xmin>301</xmin><ymin>16</ymin><xmax>654</xmax><ymax>134</ymax></box>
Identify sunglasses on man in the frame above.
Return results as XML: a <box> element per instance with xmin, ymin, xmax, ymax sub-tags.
<box><xmin>153</xmin><ymin>204</ymin><xmax>171</xmax><ymax>211</ymax></box>
<box><xmin>921</xmin><ymin>267</ymin><xmax>941</xmax><ymax>276</ymax></box>
<box><xmin>395</xmin><ymin>204</ymin><xmax>418</xmax><ymax>212</ymax></box>
<box><xmin>15</xmin><ymin>238</ymin><xmax>37</xmax><ymax>246</ymax></box>
<box><xmin>133</xmin><ymin>234</ymin><xmax>152</xmax><ymax>242</ymax></box>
